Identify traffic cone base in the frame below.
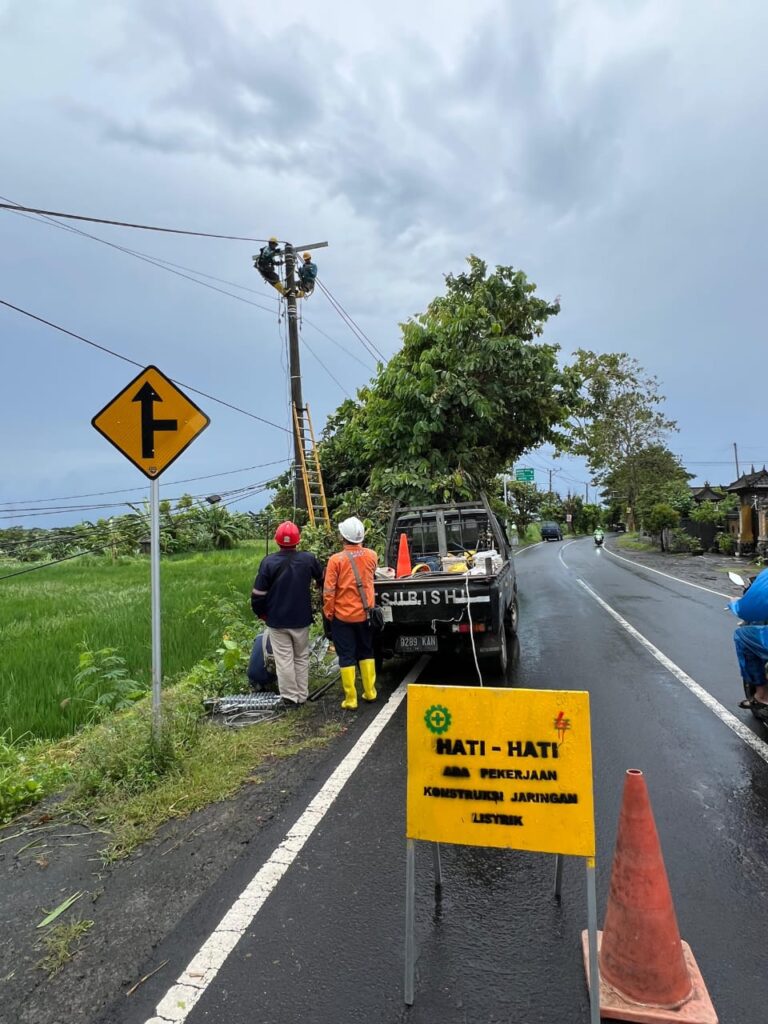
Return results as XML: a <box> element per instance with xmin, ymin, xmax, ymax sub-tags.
<box><xmin>581</xmin><ymin>931</ymin><xmax>718</xmax><ymax>1024</ymax></box>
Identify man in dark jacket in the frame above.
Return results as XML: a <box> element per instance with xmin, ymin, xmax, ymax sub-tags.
<box><xmin>251</xmin><ymin>521</ymin><xmax>323</xmax><ymax>707</ymax></box>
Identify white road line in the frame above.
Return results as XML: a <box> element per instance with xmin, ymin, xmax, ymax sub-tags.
<box><xmin>557</xmin><ymin>539</ymin><xmax>578</xmax><ymax>568</ymax></box>
<box><xmin>145</xmin><ymin>656</ymin><xmax>430</xmax><ymax>1024</ymax></box>
<box><xmin>577</xmin><ymin>577</ymin><xmax>768</xmax><ymax>765</ymax></box>
<box><xmin>603</xmin><ymin>544</ymin><xmax>732</xmax><ymax>599</ymax></box>
<box><xmin>513</xmin><ymin>541</ymin><xmax>544</xmax><ymax>557</ymax></box>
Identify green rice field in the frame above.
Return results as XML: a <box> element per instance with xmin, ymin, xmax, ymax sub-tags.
<box><xmin>0</xmin><ymin>543</ymin><xmax>266</xmax><ymax>741</ymax></box>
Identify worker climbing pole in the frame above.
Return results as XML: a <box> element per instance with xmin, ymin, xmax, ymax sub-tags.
<box><xmin>254</xmin><ymin>236</ymin><xmax>285</xmax><ymax>294</ymax></box>
<box><xmin>253</xmin><ymin>236</ymin><xmax>330</xmax><ymax>522</ymax></box>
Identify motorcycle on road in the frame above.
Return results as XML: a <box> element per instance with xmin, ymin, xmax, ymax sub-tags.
<box><xmin>728</xmin><ymin>570</ymin><xmax>768</xmax><ymax>722</ymax></box>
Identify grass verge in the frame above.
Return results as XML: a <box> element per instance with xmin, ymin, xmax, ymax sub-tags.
<box><xmin>616</xmin><ymin>532</ymin><xmax>656</xmax><ymax>552</ymax></box>
<box><xmin>37</xmin><ymin>918</ymin><xmax>94</xmax><ymax>977</ymax></box>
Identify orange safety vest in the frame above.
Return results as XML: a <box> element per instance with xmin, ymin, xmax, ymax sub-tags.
<box><xmin>323</xmin><ymin>544</ymin><xmax>378</xmax><ymax>623</ymax></box>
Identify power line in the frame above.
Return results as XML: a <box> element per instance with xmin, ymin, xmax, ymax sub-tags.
<box><xmin>301</xmin><ymin>337</ymin><xmax>351</xmax><ymax>398</ymax></box>
<box><xmin>0</xmin><ymin>459</ymin><xmax>290</xmax><ymax>507</ymax></box>
<box><xmin>5</xmin><ymin>197</ymin><xmax>374</xmax><ymax>381</ymax></box>
<box><xmin>316</xmin><ymin>279</ymin><xmax>386</xmax><ymax>363</ymax></box>
<box><xmin>0</xmin><ymin>298</ymin><xmax>292</xmax><ymax>434</ymax></box>
<box><xmin>0</xmin><ymin>201</ymin><xmax>274</xmax><ymax>243</ymax></box>
<box><xmin>0</xmin><ymin>479</ymin><xmax>275</xmax><ymax>521</ymax></box>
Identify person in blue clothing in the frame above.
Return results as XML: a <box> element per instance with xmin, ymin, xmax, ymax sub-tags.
<box><xmin>251</xmin><ymin>521</ymin><xmax>324</xmax><ymax>708</ymax></box>
<box><xmin>730</xmin><ymin>569</ymin><xmax>768</xmax><ymax>714</ymax></box>
<box><xmin>247</xmin><ymin>628</ymin><xmax>277</xmax><ymax>692</ymax></box>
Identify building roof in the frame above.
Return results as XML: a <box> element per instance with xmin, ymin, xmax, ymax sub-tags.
<box><xmin>726</xmin><ymin>467</ymin><xmax>768</xmax><ymax>492</ymax></box>
<box><xmin>690</xmin><ymin>483</ymin><xmax>725</xmax><ymax>502</ymax></box>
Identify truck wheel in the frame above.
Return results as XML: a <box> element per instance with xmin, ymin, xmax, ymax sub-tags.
<box><xmin>496</xmin><ymin>625</ymin><xmax>509</xmax><ymax>676</ymax></box>
<box><xmin>507</xmin><ymin>597</ymin><xmax>519</xmax><ymax>637</ymax></box>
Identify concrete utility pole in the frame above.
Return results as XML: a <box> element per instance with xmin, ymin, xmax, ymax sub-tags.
<box><xmin>734</xmin><ymin>442</ymin><xmax>741</xmax><ymax>479</ymax></box>
<box><xmin>282</xmin><ymin>239</ymin><xmax>328</xmax><ymax>513</ymax></box>
<box><xmin>283</xmin><ymin>244</ymin><xmax>305</xmax><ymax>512</ymax></box>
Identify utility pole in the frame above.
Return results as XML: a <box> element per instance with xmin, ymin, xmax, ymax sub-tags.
<box><xmin>283</xmin><ymin>244</ymin><xmax>305</xmax><ymax>513</ymax></box>
<box><xmin>281</xmin><ymin>239</ymin><xmax>328</xmax><ymax>513</ymax></box>
<box><xmin>585</xmin><ymin>482</ymin><xmax>589</xmax><ymax>503</ymax></box>
<box><xmin>734</xmin><ymin>442</ymin><xmax>741</xmax><ymax>479</ymax></box>
<box><xmin>548</xmin><ymin>469</ymin><xmax>553</xmax><ymax>494</ymax></box>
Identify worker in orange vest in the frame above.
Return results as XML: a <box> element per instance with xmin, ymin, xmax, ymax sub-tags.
<box><xmin>323</xmin><ymin>517</ymin><xmax>379</xmax><ymax>709</ymax></box>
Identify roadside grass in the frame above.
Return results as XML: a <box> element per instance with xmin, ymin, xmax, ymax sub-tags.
<box><xmin>0</xmin><ymin>543</ymin><xmax>265</xmax><ymax>740</ymax></box>
<box><xmin>37</xmin><ymin>919</ymin><xmax>94</xmax><ymax>977</ymax></box>
<box><xmin>615</xmin><ymin>532</ymin><xmax>656</xmax><ymax>552</ymax></box>
<box><xmin>3</xmin><ymin>681</ymin><xmax>342</xmax><ymax>859</ymax></box>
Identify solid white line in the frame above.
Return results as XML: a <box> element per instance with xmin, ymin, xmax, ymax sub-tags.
<box><xmin>558</xmin><ymin>539</ymin><xmax>579</xmax><ymax>568</ymax></box>
<box><xmin>512</xmin><ymin>541</ymin><xmax>544</xmax><ymax>557</ymax></box>
<box><xmin>603</xmin><ymin>544</ymin><xmax>731</xmax><ymax>599</ymax></box>
<box><xmin>577</xmin><ymin>577</ymin><xmax>768</xmax><ymax>765</ymax></box>
<box><xmin>145</xmin><ymin>656</ymin><xmax>430</xmax><ymax>1024</ymax></box>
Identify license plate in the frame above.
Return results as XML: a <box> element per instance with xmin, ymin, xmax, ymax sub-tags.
<box><xmin>395</xmin><ymin>635</ymin><xmax>438</xmax><ymax>653</ymax></box>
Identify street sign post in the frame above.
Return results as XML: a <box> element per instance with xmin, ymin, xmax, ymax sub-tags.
<box><xmin>92</xmin><ymin>366</ymin><xmax>210</xmax><ymax>740</ymax></box>
<box><xmin>515</xmin><ymin>467</ymin><xmax>535</xmax><ymax>482</ymax></box>
<box><xmin>404</xmin><ymin>685</ymin><xmax>598</xmax><ymax>1022</ymax></box>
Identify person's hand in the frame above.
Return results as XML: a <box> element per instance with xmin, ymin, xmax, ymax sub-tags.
<box><xmin>322</xmin><ymin>615</ymin><xmax>333</xmax><ymax>639</ymax></box>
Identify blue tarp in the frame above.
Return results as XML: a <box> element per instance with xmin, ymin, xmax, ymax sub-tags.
<box><xmin>729</xmin><ymin>569</ymin><xmax>768</xmax><ymax>622</ymax></box>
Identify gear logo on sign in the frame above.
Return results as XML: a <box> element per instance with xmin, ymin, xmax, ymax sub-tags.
<box><xmin>424</xmin><ymin>704</ymin><xmax>452</xmax><ymax>735</ymax></box>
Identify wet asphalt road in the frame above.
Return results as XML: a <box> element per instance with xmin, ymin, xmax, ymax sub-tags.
<box><xmin>111</xmin><ymin>539</ymin><xmax>768</xmax><ymax>1024</ymax></box>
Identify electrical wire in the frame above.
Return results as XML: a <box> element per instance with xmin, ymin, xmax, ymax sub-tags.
<box><xmin>0</xmin><ymin>459</ymin><xmax>290</xmax><ymax>508</ymax></box>
<box><xmin>0</xmin><ymin>298</ymin><xmax>292</xmax><ymax>434</ymax></box>
<box><xmin>316</xmin><ymin>279</ymin><xmax>386</xmax><ymax>363</ymax></box>
<box><xmin>0</xmin><ymin>201</ymin><xmax>274</xmax><ymax>243</ymax></box>
<box><xmin>0</xmin><ymin>479</ymin><xmax>275</xmax><ymax>521</ymax></box>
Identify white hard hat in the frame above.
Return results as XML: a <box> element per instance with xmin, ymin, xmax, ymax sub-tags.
<box><xmin>339</xmin><ymin>516</ymin><xmax>365</xmax><ymax>543</ymax></box>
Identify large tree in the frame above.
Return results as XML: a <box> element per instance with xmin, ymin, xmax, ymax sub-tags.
<box><xmin>567</xmin><ymin>351</ymin><xmax>678</xmax><ymax>526</ymax></box>
<box><xmin>599</xmin><ymin>444</ymin><xmax>692</xmax><ymax>527</ymax></box>
<box><xmin>320</xmin><ymin>256</ymin><xmax>574</xmax><ymax>509</ymax></box>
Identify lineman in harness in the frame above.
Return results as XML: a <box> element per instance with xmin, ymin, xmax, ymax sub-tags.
<box><xmin>297</xmin><ymin>252</ymin><xmax>318</xmax><ymax>296</ymax></box>
<box><xmin>254</xmin><ymin>236</ymin><xmax>284</xmax><ymax>293</ymax></box>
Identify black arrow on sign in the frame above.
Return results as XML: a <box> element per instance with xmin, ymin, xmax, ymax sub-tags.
<box><xmin>132</xmin><ymin>382</ymin><xmax>178</xmax><ymax>459</ymax></box>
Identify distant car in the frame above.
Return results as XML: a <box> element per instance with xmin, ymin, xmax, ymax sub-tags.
<box><xmin>540</xmin><ymin>521</ymin><xmax>563</xmax><ymax>541</ymax></box>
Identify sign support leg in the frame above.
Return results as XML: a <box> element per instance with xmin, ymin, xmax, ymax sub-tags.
<box><xmin>432</xmin><ymin>842</ymin><xmax>443</xmax><ymax>891</ymax></box>
<box><xmin>553</xmin><ymin>854</ymin><xmax>563</xmax><ymax>899</ymax></box>
<box><xmin>585</xmin><ymin>856</ymin><xmax>600</xmax><ymax>1024</ymax></box>
<box><xmin>404</xmin><ymin>839</ymin><xmax>416</xmax><ymax>1005</ymax></box>
<box><xmin>150</xmin><ymin>478</ymin><xmax>162</xmax><ymax>743</ymax></box>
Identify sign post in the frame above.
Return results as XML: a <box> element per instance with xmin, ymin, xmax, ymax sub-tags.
<box><xmin>92</xmin><ymin>366</ymin><xmax>210</xmax><ymax>740</ymax></box>
<box><xmin>405</xmin><ymin>685</ymin><xmax>598</xmax><ymax>1022</ymax></box>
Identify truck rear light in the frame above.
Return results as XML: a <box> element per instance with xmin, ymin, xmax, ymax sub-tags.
<box><xmin>455</xmin><ymin>623</ymin><xmax>486</xmax><ymax>634</ymax></box>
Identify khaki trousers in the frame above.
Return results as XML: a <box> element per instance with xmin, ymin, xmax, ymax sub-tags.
<box><xmin>269</xmin><ymin>626</ymin><xmax>311</xmax><ymax>704</ymax></box>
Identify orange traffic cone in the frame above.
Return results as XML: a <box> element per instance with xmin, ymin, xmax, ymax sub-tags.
<box><xmin>395</xmin><ymin>532</ymin><xmax>412</xmax><ymax>578</ymax></box>
<box><xmin>582</xmin><ymin>769</ymin><xmax>717</xmax><ymax>1023</ymax></box>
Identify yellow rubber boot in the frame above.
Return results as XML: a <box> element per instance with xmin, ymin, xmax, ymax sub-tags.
<box><xmin>360</xmin><ymin>659</ymin><xmax>377</xmax><ymax>702</ymax></box>
<box><xmin>340</xmin><ymin>666</ymin><xmax>358</xmax><ymax>710</ymax></box>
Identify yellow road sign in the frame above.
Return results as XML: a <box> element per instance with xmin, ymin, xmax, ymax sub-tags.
<box><xmin>92</xmin><ymin>365</ymin><xmax>210</xmax><ymax>479</ymax></box>
<box><xmin>407</xmin><ymin>685</ymin><xmax>595</xmax><ymax>856</ymax></box>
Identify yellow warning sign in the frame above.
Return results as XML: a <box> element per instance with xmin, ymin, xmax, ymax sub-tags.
<box><xmin>407</xmin><ymin>685</ymin><xmax>595</xmax><ymax>856</ymax></box>
<box><xmin>92</xmin><ymin>366</ymin><xmax>210</xmax><ymax>479</ymax></box>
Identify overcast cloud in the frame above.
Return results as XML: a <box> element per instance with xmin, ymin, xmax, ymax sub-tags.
<box><xmin>1</xmin><ymin>0</ymin><xmax>766</xmax><ymax>523</ymax></box>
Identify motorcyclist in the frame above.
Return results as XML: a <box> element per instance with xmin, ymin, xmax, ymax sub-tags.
<box><xmin>593</xmin><ymin>526</ymin><xmax>605</xmax><ymax>545</ymax></box>
<box><xmin>729</xmin><ymin>570</ymin><xmax>768</xmax><ymax>714</ymax></box>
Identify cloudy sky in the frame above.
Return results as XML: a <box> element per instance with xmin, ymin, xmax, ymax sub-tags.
<box><xmin>1</xmin><ymin>0</ymin><xmax>766</xmax><ymax>528</ymax></box>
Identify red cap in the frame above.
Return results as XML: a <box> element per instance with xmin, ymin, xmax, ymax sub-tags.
<box><xmin>274</xmin><ymin>521</ymin><xmax>300</xmax><ymax>548</ymax></box>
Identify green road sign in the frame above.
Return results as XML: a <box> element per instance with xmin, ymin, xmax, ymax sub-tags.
<box><xmin>515</xmin><ymin>468</ymin><xmax>535</xmax><ymax>482</ymax></box>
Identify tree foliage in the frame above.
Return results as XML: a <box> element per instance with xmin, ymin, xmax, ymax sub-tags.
<box><xmin>319</xmin><ymin>257</ymin><xmax>573</xmax><ymax>512</ymax></box>
<box><xmin>568</xmin><ymin>351</ymin><xmax>678</xmax><ymax>518</ymax></box>
<box><xmin>501</xmin><ymin>480</ymin><xmax>543</xmax><ymax>536</ymax></box>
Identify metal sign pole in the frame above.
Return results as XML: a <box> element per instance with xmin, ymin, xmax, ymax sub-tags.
<box><xmin>585</xmin><ymin>856</ymin><xmax>600</xmax><ymax>1024</ymax></box>
<box><xmin>404</xmin><ymin>839</ymin><xmax>416</xmax><ymax>1005</ymax></box>
<box><xmin>150</xmin><ymin>477</ymin><xmax>162</xmax><ymax>741</ymax></box>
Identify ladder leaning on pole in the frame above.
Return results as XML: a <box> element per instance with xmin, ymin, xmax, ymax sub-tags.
<box><xmin>292</xmin><ymin>402</ymin><xmax>331</xmax><ymax>529</ymax></box>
